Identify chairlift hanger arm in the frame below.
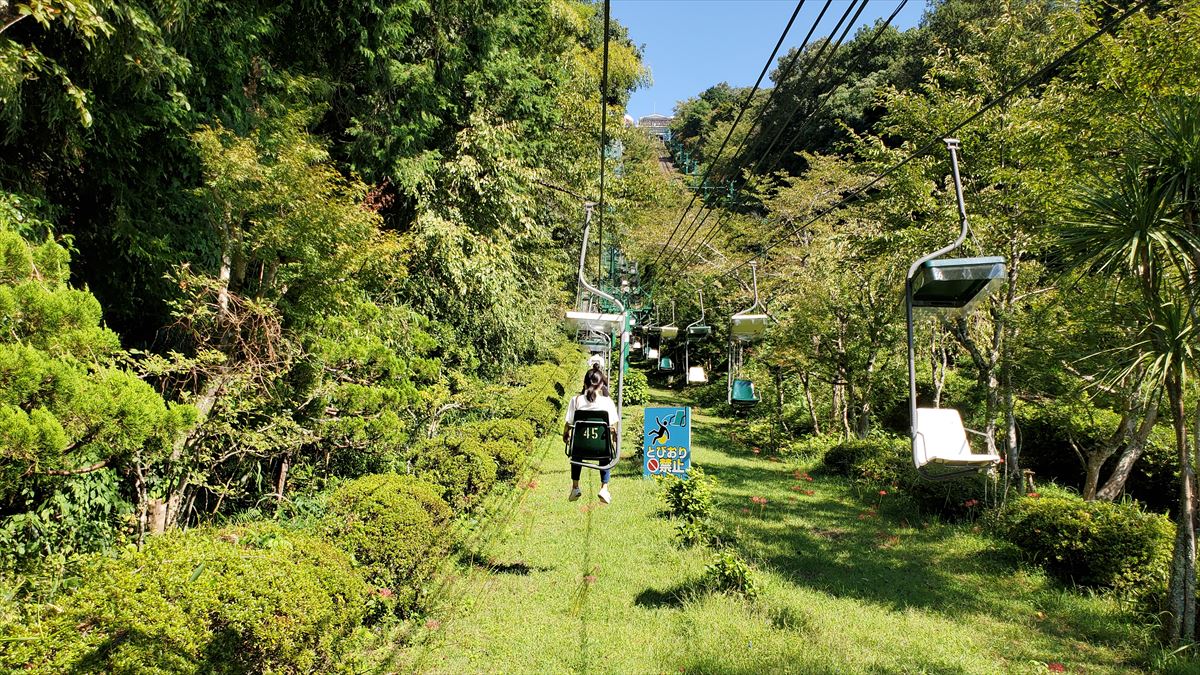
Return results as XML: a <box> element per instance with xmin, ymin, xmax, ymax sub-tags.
<box><xmin>576</xmin><ymin>203</ymin><xmax>625</xmax><ymax>316</ymax></box>
<box><xmin>906</xmin><ymin>139</ymin><xmax>971</xmax><ymax>282</ymax></box>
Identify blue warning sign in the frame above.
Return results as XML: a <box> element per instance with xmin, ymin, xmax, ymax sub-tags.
<box><xmin>643</xmin><ymin>406</ymin><xmax>691</xmax><ymax>479</ymax></box>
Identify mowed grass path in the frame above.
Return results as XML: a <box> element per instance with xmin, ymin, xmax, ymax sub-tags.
<box><xmin>391</xmin><ymin>387</ymin><xmax>1151</xmax><ymax>674</ymax></box>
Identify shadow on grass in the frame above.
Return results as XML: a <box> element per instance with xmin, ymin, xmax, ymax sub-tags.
<box><xmin>693</xmin><ymin>430</ymin><xmax>1142</xmax><ymax>658</ymax></box>
<box><xmin>459</xmin><ymin>550</ymin><xmax>552</xmax><ymax>575</ymax></box>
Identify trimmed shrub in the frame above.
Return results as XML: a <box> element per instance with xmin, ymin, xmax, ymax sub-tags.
<box><xmin>323</xmin><ymin>474</ymin><xmax>452</xmax><ymax>614</ymax></box>
<box><xmin>453</xmin><ymin>418</ymin><xmax>536</xmax><ymax>479</ymax></box>
<box><xmin>822</xmin><ymin>437</ymin><xmax>906</xmax><ymax>477</ymax></box>
<box><xmin>992</xmin><ymin>490</ymin><xmax>1172</xmax><ymax>591</ymax></box>
<box><xmin>821</xmin><ymin>434</ymin><xmax>995</xmax><ymax>519</ymax></box>
<box><xmin>411</xmin><ymin>434</ymin><xmax>498</xmax><ymax>509</ymax></box>
<box><xmin>622</xmin><ymin>368</ymin><xmax>649</xmax><ymax>406</ymax></box>
<box><xmin>0</xmin><ymin>524</ymin><xmax>368</xmax><ymax>674</ymax></box>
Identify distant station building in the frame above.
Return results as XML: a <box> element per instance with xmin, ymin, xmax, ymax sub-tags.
<box><xmin>637</xmin><ymin>113</ymin><xmax>674</xmax><ymax>139</ymax></box>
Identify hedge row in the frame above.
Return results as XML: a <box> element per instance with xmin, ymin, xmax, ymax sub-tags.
<box><xmin>1</xmin><ymin>345</ymin><xmax>584</xmax><ymax>673</ymax></box>
<box><xmin>1</xmin><ymin>525</ymin><xmax>369</xmax><ymax>674</ymax></box>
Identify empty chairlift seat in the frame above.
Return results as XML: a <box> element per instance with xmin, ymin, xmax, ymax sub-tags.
<box><xmin>658</xmin><ymin>355</ymin><xmax>674</xmax><ymax>372</ymax></box>
<box><xmin>912</xmin><ymin>408</ymin><xmax>1000</xmax><ymax>470</ymax></box>
<box><xmin>687</xmin><ymin>366</ymin><xmax>708</xmax><ymax>384</ymax></box>
<box><xmin>730</xmin><ymin>379</ymin><xmax>760</xmax><ymax>406</ymax></box>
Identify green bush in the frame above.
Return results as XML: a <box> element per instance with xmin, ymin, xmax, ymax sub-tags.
<box><xmin>781</xmin><ymin>434</ymin><xmax>841</xmax><ymax>461</ymax></box>
<box><xmin>992</xmin><ymin>491</ymin><xmax>1172</xmax><ymax>591</ymax></box>
<box><xmin>622</xmin><ymin>368</ymin><xmax>649</xmax><ymax>406</ymax></box>
<box><xmin>660</xmin><ymin>465</ymin><xmax>716</xmax><ymax>522</ymax></box>
<box><xmin>411</xmin><ymin>434</ymin><xmax>499</xmax><ymax>509</ymax></box>
<box><xmin>822</xmin><ymin>437</ymin><xmax>907</xmax><ymax>477</ymax></box>
<box><xmin>323</xmin><ymin>474</ymin><xmax>452</xmax><ymax>613</ymax></box>
<box><xmin>0</xmin><ymin>524</ymin><xmax>368</xmax><ymax>674</ymax></box>
<box><xmin>702</xmin><ymin>550</ymin><xmax>758</xmax><ymax>599</ymax></box>
<box><xmin>453</xmin><ymin>418</ymin><xmax>536</xmax><ymax>479</ymax></box>
<box><xmin>821</xmin><ymin>434</ymin><xmax>995</xmax><ymax>519</ymax></box>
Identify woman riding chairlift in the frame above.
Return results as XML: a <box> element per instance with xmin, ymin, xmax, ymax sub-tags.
<box><xmin>562</xmin><ymin>202</ymin><xmax>626</xmax><ymax>501</ymax></box>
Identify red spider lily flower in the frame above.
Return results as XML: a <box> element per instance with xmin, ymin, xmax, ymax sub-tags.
<box><xmin>527</xmin><ymin>479</ymin><xmax>539</xmax><ymax>490</ymax></box>
<box><xmin>752</xmin><ymin>447</ymin><xmax>761</xmax><ymax>455</ymax></box>
<box><xmin>584</xmin><ymin>575</ymin><xmax>597</xmax><ymax>584</ymax></box>
<box><xmin>802</xmin><ymin>490</ymin><xmax>814</xmax><ymax>496</ymax></box>
<box><xmin>741</xmin><ymin>507</ymin><xmax>750</xmax><ymax>514</ymax></box>
<box><xmin>377</xmin><ymin>588</ymin><xmax>394</xmax><ymax>598</ymax></box>
<box><xmin>1047</xmin><ymin>663</ymin><xmax>1065</xmax><ymax>673</ymax></box>
<box><xmin>963</xmin><ymin>499</ymin><xmax>979</xmax><ymax>508</ymax></box>
<box><xmin>425</xmin><ymin>619</ymin><xmax>441</xmax><ymax>630</ymax></box>
<box><xmin>1027</xmin><ymin>492</ymin><xmax>1040</xmax><ymax>498</ymax></box>
<box><xmin>805</xmin><ymin>475</ymin><xmax>814</xmax><ymax>482</ymax></box>
<box><xmin>791</xmin><ymin>484</ymin><xmax>803</xmax><ymax>491</ymax></box>
<box><xmin>879</xmin><ymin>490</ymin><xmax>888</xmax><ymax>496</ymax></box>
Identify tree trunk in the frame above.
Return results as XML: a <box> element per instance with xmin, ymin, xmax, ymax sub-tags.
<box><xmin>1082</xmin><ymin>455</ymin><xmax>1105</xmax><ymax>501</ymax></box>
<box><xmin>802</xmin><ymin>371</ymin><xmax>820</xmax><ymax>436</ymax></box>
<box><xmin>1096</xmin><ymin>397</ymin><xmax>1160</xmax><ymax>501</ymax></box>
<box><xmin>275</xmin><ymin>452</ymin><xmax>291</xmax><ymax>507</ymax></box>
<box><xmin>1165</xmin><ymin>370</ymin><xmax>1196</xmax><ymax>645</ymax></box>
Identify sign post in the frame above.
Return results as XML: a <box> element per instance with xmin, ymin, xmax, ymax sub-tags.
<box><xmin>642</xmin><ymin>406</ymin><xmax>691</xmax><ymax>479</ymax></box>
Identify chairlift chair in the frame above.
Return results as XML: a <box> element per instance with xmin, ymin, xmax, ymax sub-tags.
<box><xmin>659</xmin><ymin>300</ymin><xmax>679</xmax><ymax>341</ymax></box>
<box><xmin>730</xmin><ymin>261</ymin><xmax>770</xmax><ymax>341</ymax></box>
<box><xmin>563</xmin><ymin>202</ymin><xmax>625</xmax><ymax>472</ymax></box>
<box><xmin>905</xmin><ymin>140</ymin><xmax>1006</xmax><ymax>481</ymax></box>
<box><xmin>685</xmin><ymin>289</ymin><xmax>709</xmax><ymax>384</ymax></box>
<box><xmin>566</xmin><ymin>409</ymin><xmax>616</xmax><ymax>468</ymax></box>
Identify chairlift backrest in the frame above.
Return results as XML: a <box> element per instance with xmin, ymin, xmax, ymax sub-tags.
<box><xmin>569</xmin><ymin>410</ymin><xmax>613</xmax><ymax>462</ymax></box>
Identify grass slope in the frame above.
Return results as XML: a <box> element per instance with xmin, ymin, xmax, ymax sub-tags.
<box><xmin>390</xmin><ymin>387</ymin><xmax>1153</xmax><ymax>674</ymax></box>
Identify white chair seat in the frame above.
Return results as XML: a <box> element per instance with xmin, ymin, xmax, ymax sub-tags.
<box><xmin>913</xmin><ymin>407</ymin><xmax>1000</xmax><ymax>469</ymax></box>
<box><xmin>687</xmin><ymin>366</ymin><xmax>707</xmax><ymax>384</ymax></box>
<box><xmin>646</xmin><ymin>348</ymin><xmax>659</xmax><ymax>360</ymax></box>
<box><xmin>659</xmin><ymin>325</ymin><xmax>679</xmax><ymax>340</ymax></box>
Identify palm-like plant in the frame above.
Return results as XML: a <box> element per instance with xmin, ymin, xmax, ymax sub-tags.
<box><xmin>1059</xmin><ymin>97</ymin><xmax>1200</xmax><ymax>645</ymax></box>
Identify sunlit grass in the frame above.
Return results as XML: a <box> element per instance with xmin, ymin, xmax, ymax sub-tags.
<box><xmin>388</xmin><ymin>387</ymin><xmax>1157</xmax><ymax>674</ymax></box>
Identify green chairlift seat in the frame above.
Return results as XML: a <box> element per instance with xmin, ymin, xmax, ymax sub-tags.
<box><xmin>658</xmin><ymin>355</ymin><xmax>674</xmax><ymax>372</ymax></box>
<box><xmin>730</xmin><ymin>379</ymin><xmax>760</xmax><ymax>406</ymax></box>
<box><xmin>567</xmin><ymin>410</ymin><xmax>614</xmax><ymax>465</ymax></box>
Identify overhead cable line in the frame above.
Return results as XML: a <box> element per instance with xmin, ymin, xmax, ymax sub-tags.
<box><xmin>597</xmin><ymin>0</ymin><xmax>612</xmax><ymax>281</ymax></box>
<box><xmin>680</xmin><ymin>0</ymin><xmax>902</xmax><ymax>271</ymax></box>
<box><xmin>651</xmin><ymin>0</ymin><xmax>807</xmax><ymax>268</ymax></box>
<box><xmin>718</xmin><ymin>0</ymin><xmax>1153</xmax><ymax>279</ymax></box>
<box><xmin>660</xmin><ymin>0</ymin><xmax>858</xmax><ymax>269</ymax></box>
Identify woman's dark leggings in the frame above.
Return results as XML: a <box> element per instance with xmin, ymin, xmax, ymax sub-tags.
<box><xmin>571</xmin><ymin>463</ymin><xmax>610</xmax><ymax>484</ymax></box>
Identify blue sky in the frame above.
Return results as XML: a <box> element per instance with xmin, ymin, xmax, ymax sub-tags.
<box><xmin>612</xmin><ymin>1</ymin><xmax>929</xmax><ymax>121</ymax></box>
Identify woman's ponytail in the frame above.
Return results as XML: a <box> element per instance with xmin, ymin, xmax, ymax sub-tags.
<box><xmin>583</xmin><ymin>364</ymin><xmax>604</xmax><ymax>403</ymax></box>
